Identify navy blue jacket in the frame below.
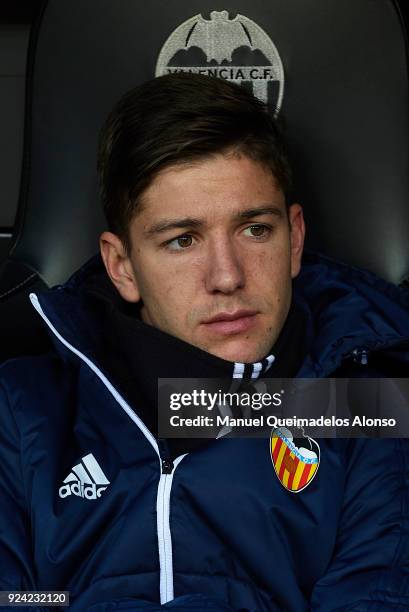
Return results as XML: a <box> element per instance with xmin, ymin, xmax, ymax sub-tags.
<box><xmin>0</xmin><ymin>252</ymin><xmax>409</xmax><ymax>611</ymax></box>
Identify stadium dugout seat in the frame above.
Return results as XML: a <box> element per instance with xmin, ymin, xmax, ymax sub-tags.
<box><xmin>0</xmin><ymin>0</ymin><xmax>408</xmax><ymax>361</ymax></box>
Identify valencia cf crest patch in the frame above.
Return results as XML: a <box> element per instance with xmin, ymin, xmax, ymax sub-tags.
<box><xmin>270</xmin><ymin>427</ymin><xmax>320</xmax><ymax>493</ymax></box>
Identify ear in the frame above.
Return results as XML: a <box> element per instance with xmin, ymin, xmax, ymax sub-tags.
<box><xmin>99</xmin><ymin>231</ymin><xmax>141</xmax><ymax>303</ymax></box>
<box><xmin>288</xmin><ymin>204</ymin><xmax>306</xmax><ymax>279</ymax></box>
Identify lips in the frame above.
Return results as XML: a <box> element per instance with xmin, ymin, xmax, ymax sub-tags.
<box><xmin>201</xmin><ymin>310</ymin><xmax>258</xmax><ymax>335</ymax></box>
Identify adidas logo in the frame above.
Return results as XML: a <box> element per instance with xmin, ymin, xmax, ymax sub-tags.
<box><xmin>59</xmin><ymin>453</ymin><xmax>110</xmax><ymax>500</ymax></box>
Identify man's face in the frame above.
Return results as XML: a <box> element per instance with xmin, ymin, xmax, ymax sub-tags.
<box><xmin>101</xmin><ymin>153</ymin><xmax>305</xmax><ymax>363</ymax></box>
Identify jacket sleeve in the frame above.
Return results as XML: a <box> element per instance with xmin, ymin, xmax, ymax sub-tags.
<box><xmin>0</xmin><ymin>378</ymin><xmax>49</xmax><ymax>611</ymax></box>
<box><xmin>310</xmin><ymin>438</ymin><xmax>409</xmax><ymax>611</ymax></box>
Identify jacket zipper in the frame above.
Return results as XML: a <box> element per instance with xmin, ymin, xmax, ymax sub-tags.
<box><xmin>156</xmin><ymin>440</ymin><xmax>187</xmax><ymax>604</ymax></box>
<box><xmin>29</xmin><ymin>293</ymin><xmax>188</xmax><ymax>607</ymax></box>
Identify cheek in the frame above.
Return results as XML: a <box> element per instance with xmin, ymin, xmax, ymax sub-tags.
<box><xmin>251</xmin><ymin>242</ymin><xmax>291</xmax><ymax>287</ymax></box>
<box><xmin>246</xmin><ymin>246</ymin><xmax>292</xmax><ymax>322</ymax></box>
<box><xmin>136</xmin><ymin>258</ymin><xmax>196</xmax><ymax>315</ymax></box>
<box><xmin>161</xmin><ymin>255</ymin><xmax>205</xmax><ymax>301</ymax></box>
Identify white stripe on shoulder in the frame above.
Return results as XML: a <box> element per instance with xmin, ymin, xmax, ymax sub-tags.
<box><xmin>265</xmin><ymin>354</ymin><xmax>275</xmax><ymax>371</ymax></box>
<box><xmin>251</xmin><ymin>362</ymin><xmax>262</xmax><ymax>379</ymax></box>
<box><xmin>233</xmin><ymin>362</ymin><xmax>245</xmax><ymax>379</ymax></box>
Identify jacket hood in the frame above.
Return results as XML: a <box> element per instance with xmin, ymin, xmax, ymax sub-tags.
<box><xmin>29</xmin><ymin>250</ymin><xmax>409</xmax><ymax>378</ymax></box>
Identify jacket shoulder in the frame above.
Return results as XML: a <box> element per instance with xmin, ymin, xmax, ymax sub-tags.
<box><xmin>0</xmin><ymin>351</ymin><xmax>65</xmax><ymax>387</ymax></box>
<box><xmin>0</xmin><ymin>351</ymin><xmax>77</xmax><ymax>418</ymax></box>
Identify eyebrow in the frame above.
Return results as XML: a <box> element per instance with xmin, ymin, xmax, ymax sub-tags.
<box><xmin>144</xmin><ymin>217</ymin><xmax>203</xmax><ymax>237</ymax></box>
<box><xmin>144</xmin><ymin>205</ymin><xmax>284</xmax><ymax>237</ymax></box>
<box><xmin>237</xmin><ymin>206</ymin><xmax>283</xmax><ymax>220</ymax></box>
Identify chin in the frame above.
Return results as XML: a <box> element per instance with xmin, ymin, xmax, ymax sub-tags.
<box><xmin>208</xmin><ymin>341</ymin><xmax>269</xmax><ymax>365</ymax></box>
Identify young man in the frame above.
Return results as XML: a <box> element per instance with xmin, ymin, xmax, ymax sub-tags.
<box><xmin>0</xmin><ymin>73</ymin><xmax>408</xmax><ymax>611</ymax></box>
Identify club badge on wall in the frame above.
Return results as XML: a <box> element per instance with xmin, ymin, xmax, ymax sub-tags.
<box><xmin>156</xmin><ymin>10</ymin><xmax>285</xmax><ymax>114</ymax></box>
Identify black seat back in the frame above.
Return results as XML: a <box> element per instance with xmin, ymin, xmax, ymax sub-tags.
<box><xmin>1</xmin><ymin>0</ymin><xmax>408</xmax><ymax>360</ymax></box>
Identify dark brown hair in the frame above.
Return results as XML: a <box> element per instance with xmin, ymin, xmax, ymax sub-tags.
<box><xmin>98</xmin><ymin>72</ymin><xmax>292</xmax><ymax>252</ymax></box>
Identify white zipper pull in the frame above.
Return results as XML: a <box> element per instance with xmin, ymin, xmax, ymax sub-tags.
<box><xmin>158</xmin><ymin>439</ymin><xmax>174</xmax><ymax>473</ymax></box>
<box><xmin>161</xmin><ymin>458</ymin><xmax>174</xmax><ymax>474</ymax></box>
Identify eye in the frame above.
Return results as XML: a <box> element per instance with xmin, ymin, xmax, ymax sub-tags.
<box><xmin>166</xmin><ymin>234</ymin><xmax>195</xmax><ymax>251</ymax></box>
<box><xmin>243</xmin><ymin>224</ymin><xmax>271</xmax><ymax>239</ymax></box>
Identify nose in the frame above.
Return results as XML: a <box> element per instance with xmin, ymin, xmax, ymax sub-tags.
<box><xmin>204</xmin><ymin>236</ymin><xmax>245</xmax><ymax>294</ymax></box>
